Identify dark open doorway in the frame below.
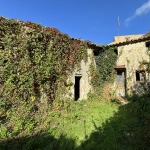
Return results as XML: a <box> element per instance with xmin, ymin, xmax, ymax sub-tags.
<box><xmin>74</xmin><ymin>76</ymin><xmax>81</xmax><ymax>101</ymax></box>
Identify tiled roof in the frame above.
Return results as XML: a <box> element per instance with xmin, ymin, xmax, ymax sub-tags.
<box><xmin>142</xmin><ymin>32</ymin><xmax>150</xmax><ymax>38</ymax></box>
<box><xmin>106</xmin><ymin>32</ymin><xmax>150</xmax><ymax>47</ymax></box>
<box><xmin>0</xmin><ymin>16</ymin><xmax>103</xmax><ymax>51</ymax></box>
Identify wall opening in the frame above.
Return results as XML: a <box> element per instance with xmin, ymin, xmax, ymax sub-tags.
<box><xmin>114</xmin><ymin>49</ymin><xmax>118</xmax><ymax>55</ymax></box>
<box><xmin>74</xmin><ymin>76</ymin><xmax>82</xmax><ymax>101</ymax></box>
<box><xmin>146</xmin><ymin>41</ymin><xmax>150</xmax><ymax>50</ymax></box>
<box><xmin>115</xmin><ymin>68</ymin><xmax>126</xmax><ymax>97</ymax></box>
<box><xmin>136</xmin><ymin>71</ymin><xmax>145</xmax><ymax>82</ymax></box>
<box><xmin>136</xmin><ymin>72</ymin><xmax>140</xmax><ymax>81</ymax></box>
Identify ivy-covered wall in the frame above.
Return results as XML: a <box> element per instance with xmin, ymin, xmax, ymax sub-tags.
<box><xmin>0</xmin><ymin>16</ymin><xmax>97</xmax><ymax>106</ymax></box>
<box><xmin>67</xmin><ymin>48</ymin><xmax>96</xmax><ymax>100</ymax></box>
<box><xmin>90</xmin><ymin>47</ymin><xmax>118</xmax><ymax>97</ymax></box>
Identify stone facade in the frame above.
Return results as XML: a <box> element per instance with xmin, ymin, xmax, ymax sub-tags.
<box><xmin>111</xmin><ymin>35</ymin><xmax>150</xmax><ymax>96</ymax></box>
<box><xmin>110</xmin><ymin>34</ymin><xmax>143</xmax><ymax>44</ymax></box>
<box><xmin>67</xmin><ymin>48</ymin><xmax>96</xmax><ymax>100</ymax></box>
<box><xmin>66</xmin><ymin>33</ymin><xmax>150</xmax><ymax>99</ymax></box>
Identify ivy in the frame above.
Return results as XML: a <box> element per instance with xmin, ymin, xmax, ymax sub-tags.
<box><xmin>0</xmin><ymin>16</ymin><xmax>88</xmax><ymax>108</ymax></box>
<box><xmin>91</xmin><ymin>46</ymin><xmax>118</xmax><ymax>93</ymax></box>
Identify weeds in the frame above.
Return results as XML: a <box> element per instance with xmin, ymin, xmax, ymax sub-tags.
<box><xmin>1</xmin><ymin>94</ymin><xmax>150</xmax><ymax>150</ymax></box>
<box><xmin>0</xmin><ymin>96</ymin><xmax>117</xmax><ymax>149</ymax></box>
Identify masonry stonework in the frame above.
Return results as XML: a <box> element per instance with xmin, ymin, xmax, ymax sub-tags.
<box><xmin>67</xmin><ymin>48</ymin><xmax>95</xmax><ymax>100</ymax></box>
<box><xmin>116</xmin><ymin>42</ymin><xmax>149</xmax><ymax>95</ymax></box>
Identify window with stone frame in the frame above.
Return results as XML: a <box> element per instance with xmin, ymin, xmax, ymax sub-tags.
<box><xmin>135</xmin><ymin>71</ymin><xmax>146</xmax><ymax>82</ymax></box>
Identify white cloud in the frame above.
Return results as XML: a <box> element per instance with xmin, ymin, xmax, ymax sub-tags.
<box><xmin>125</xmin><ymin>0</ymin><xmax>150</xmax><ymax>26</ymax></box>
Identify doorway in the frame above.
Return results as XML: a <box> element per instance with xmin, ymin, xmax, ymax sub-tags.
<box><xmin>74</xmin><ymin>76</ymin><xmax>82</xmax><ymax>101</ymax></box>
<box><xmin>116</xmin><ymin>69</ymin><xmax>126</xmax><ymax>97</ymax></box>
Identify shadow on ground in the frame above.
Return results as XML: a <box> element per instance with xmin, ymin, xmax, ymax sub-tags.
<box><xmin>0</xmin><ymin>133</ymin><xmax>76</xmax><ymax>150</ymax></box>
<box><xmin>1</xmin><ymin>94</ymin><xmax>150</xmax><ymax>150</ymax></box>
<box><xmin>78</xmin><ymin>94</ymin><xmax>150</xmax><ymax>150</ymax></box>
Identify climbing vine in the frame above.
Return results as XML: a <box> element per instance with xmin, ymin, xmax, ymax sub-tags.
<box><xmin>91</xmin><ymin>46</ymin><xmax>118</xmax><ymax>94</ymax></box>
<box><xmin>0</xmin><ymin>16</ymin><xmax>88</xmax><ymax>111</ymax></box>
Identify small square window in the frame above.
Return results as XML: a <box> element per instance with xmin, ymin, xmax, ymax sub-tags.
<box><xmin>136</xmin><ymin>71</ymin><xmax>145</xmax><ymax>82</ymax></box>
<box><xmin>114</xmin><ymin>49</ymin><xmax>118</xmax><ymax>55</ymax></box>
<box><xmin>145</xmin><ymin>41</ymin><xmax>150</xmax><ymax>51</ymax></box>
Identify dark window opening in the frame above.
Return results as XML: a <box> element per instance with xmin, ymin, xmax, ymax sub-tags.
<box><xmin>74</xmin><ymin>76</ymin><xmax>81</xmax><ymax>101</ymax></box>
<box><xmin>136</xmin><ymin>72</ymin><xmax>140</xmax><ymax>81</ymax></box>
<box><xmin>114</xmin><ymin>49</ymin><xmax>118</xmax><ymax>55</ymax></box>
<box><xmin>0</xmin><ymin>45</ymin><xmax>4</xmax><ymax>50</ymax></box>
<box><xmin>136</xmin><ymin>71</ymin><xmax>145</xmax><ymax>82</ymax></box>
<box><xmin>93</xmin><ymin>51</ymin><xmax>99</xmax><ymax>56</ymax></box>
<box><xmin>146</xmin><ymin>41</ymin><xmax>150</xmax><ymax>51</ymax></box>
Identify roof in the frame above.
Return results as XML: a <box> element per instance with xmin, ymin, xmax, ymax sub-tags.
<box><xmin>142</xmin><ymin>32</ymin><xmax>150</xmax><ymax>38</ymax></box>
<box><xmin>110</xmin><ymin>34</ymin><xmax>143</xmax><ymax>44</ymax></box>
<box><xmin>107</xmin><ymin>32</ymin><xmax>150</xmax><ymax>47</ymax></box>
<box><xmin>0</xmin><ymin>16</ymin><xmax>103</xmax><ymax>51</ymax></box>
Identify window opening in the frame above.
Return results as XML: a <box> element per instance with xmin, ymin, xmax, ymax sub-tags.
<box><xmin>136</xmin><ymin>71</ymin><xmax>145</xmax><ymax>82</ymax></box>
<box><xmin>114</xmin><ymin>49</ymin><xmax>118</xmax><ymax>55</ymax></box>
<box><xmin>146</xmin><ymin>41</ymin><xmax>150</xmax><ymax>51</ymax></box>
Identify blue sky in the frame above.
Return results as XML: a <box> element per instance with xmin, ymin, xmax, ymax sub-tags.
<box><xmin>0</xmin><ymin>0</ymin><xmax>150</xmax><ymax>44</ymax></box>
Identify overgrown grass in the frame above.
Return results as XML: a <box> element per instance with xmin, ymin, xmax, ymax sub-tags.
<box><xmin>1</xmin><ymin>93</ymin><xmax>150</xmax><ymax>150</ymax></box>
<box><xmin>78</xmin><ymin>94</ymin><xmax>150</xmax><ymax>150</ymax></box>
<box><xmin>0</xmin><ymin>96</ymin><xmax>118</xmax><ymax>150</ymax></box>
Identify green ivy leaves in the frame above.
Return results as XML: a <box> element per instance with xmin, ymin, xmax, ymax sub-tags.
<box><xmin>0</xmin><ymin>16</ymin><xmax>87</xmax><ymax>106</ymax></box>
<box><xmin>91</xmin><ymin>47</ymin><xmax>117</xmax><ymax>92</ymax></box>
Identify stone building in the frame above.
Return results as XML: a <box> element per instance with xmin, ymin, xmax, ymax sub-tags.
<box><xmin>69</xmin><ymin>32</ymin><xmax>150</xmax><ymax>100</ymax></box>
<box><xmin>0</xmin><ymin>16</ymin><xmax>104</xmax><ymax>102</ymax></box>
<box><xmin>108</xmin><ymin>32</ymin><xmax>150</xmax><ymax>96</ymax></box>
<box><xmin>67</xmin><ymin>44</ymin><xmax>102</xmax><ymax>100</ymax></box>
<box><xmin>2</xmin><ymin>16</ymin><xmax>150</xmax><ymax>100</ymax></box>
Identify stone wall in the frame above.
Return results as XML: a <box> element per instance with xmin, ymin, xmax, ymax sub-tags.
<box><xmin>109</xmin><ymin>34</ymin><xmax>143</xmax><ymax>45</ymax></box>
<box><xmin>116</xmin><ymin>41</ymin><xmax>149</xmax><ymax>94</ymax></box>
<box><xmin>67</xmin><ymin>48</ymin><xmax>95</xmax><ymax>100</ymax></box>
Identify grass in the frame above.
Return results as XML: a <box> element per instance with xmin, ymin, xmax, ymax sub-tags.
<box><xmin>50</xmin><ymin>100</ymin><xmax>118</xmax><ymax>146</ymax></box>
<box><xmin>0</xmin><ymin>96</ymin><xmax>118</xmax><ymax>150</ymax></box>
<box><xmin>78</xmin><ymin>94</ymin><xmax>150</xmax><ymax>150</ymax></box>
<box><xmin>1</xmin><ymin>93</ymin><xmax>150</xmax><ymax>150</ymax></box>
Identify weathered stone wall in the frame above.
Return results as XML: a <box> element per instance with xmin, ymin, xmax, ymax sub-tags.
<box><xmin>114</xmin><ymin>35</ymin><xmax>143</xmax><ymax>43</ymax></box>
<box><xmin>116</xmin><ymin>41</ymin><xmax>149</xmax><ymax>94</ymax></box>
<box><xmin>67</xmin><ymin>48</ymin><xmax>95</xmax><ymax>100</ymax></box>
<box><xmin>109</xmin><ymin>34</ymin><xmax>143</xmax><ymax>45</ymax></box>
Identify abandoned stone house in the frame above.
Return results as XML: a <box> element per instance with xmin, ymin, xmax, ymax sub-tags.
<box><xmin>107</xmin><ymin>33</ymin><xmax>150</xmax><ymax>96</ymax></box>
<box><xmin>67</xmin><ymin>44</ymin><xmax>102</xmax><ymax>100</ymax></box>
<box><xmin>0</xmin><ymin>16</ymin><xmax>106</xmax><ymax>102</ymax></box>
<box><xmin>1</xmin><ymin>17</ymin><xmax>150</xmax><ymax>101</ymax></box>
<box><xmin>69</xmin><ymin>32</ymin><xmax>150</xmax><ymax>100</ymax></box>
